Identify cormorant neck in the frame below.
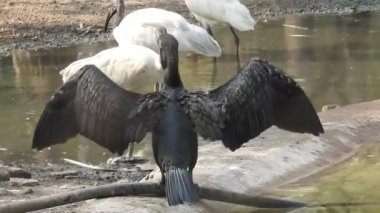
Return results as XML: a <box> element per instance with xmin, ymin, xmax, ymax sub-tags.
<box><xmin>164</xmin><ymin>57</ymin><xmax>183</xmax><ymax>88</ymax></box>
<box><xmin>116</xmin><ymin>0</ymin><xmax>125</xmax><ymax>25</ymax></box>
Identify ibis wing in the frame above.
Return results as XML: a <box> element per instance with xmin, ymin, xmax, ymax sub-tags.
<box><xmin>33</xmin><ymin>65</ymin><xmax>164</xmax><ymax>155</ymax></box>
<box><xmin>188</xmin><ymin>58</ymin><xmax>323</xmax><ymax>151</ymax></box>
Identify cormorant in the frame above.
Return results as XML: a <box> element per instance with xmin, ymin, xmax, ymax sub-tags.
<box><xmin>33</xmin><ymin>30</ymin><xmax>323</xmax><ymax>206</ymax></box>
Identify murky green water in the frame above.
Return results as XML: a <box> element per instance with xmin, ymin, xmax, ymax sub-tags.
<box><xmin>267</xmin><ymin>143</ymin><xmax>380</xmax><ymax>213</ymax></box>
<box><xmin>1</xmin><ymin>12</ymin><xmax>380</xmax><ymax>165</ymax></box>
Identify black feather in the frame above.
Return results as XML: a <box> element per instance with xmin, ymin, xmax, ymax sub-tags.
<box><xmin>181</xmin><ymin>58</ymin><xmax>323</xmax><ymax>151</ymax></box>
<box><xmin>33</xmin><ymin>65</ymin><xmax>165</xmax><ymax>155</ymax></box>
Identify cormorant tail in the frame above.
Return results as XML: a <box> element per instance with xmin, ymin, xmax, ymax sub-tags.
<box><xmin>165</xmin><ymin>168</ymin><xmax>198</xmax><ymax>206</ymax></box>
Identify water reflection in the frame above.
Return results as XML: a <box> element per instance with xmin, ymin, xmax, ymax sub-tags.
<box><xmin>1</xmin><ymin>13</ymin><xmax>380</xmax><ymax>164</ymax></box>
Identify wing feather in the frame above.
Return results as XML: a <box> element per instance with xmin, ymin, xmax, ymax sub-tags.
<box><xmin>183</xmin><ymin>58</ymin><xmax>324</xmax><ymax>151</ymax></box>
<box><xmin>33</xmin><ymin>65</ymin><xmax>165</xmax><ymax>155</ymax></box>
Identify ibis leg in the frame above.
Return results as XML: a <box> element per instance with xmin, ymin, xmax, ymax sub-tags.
<box><xmin>206</xmin><ymin>25</ymin><xmax>214</xmax><ymax>37</ymax></box>
<box><xmin>154</xmin><ymin>82</ymin><xmax>160</xmax><ymax>92</ymax></box>
<box><xmin>229</xmin><ymin>26</ymin><xmax>240</xmax><ymax>57</ymax></box>
<box><xmin>206</xmin><ymin>25</ymin><xmax>218</xmax><ymax>64</ymax></box>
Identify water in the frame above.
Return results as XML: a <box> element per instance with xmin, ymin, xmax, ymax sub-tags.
<box><xmin>267</xmin><ymin>142</ymin><xmax>380</xmax><ymax>212</ymax></box>
<box><xmin>1</xmin><ymin>13</ymin><xmax>380</xmax><ymax>165</ymax></box>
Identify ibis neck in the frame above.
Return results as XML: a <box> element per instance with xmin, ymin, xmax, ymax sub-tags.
<box><xmin>164</xmin><ymin>57</ymin><xmax>183</xmax><ymax>88</ymax></box>
<box><xmin>116</xmin><ymin>0</ymin><xmax>125</xmax><ymax>25</ymax></box>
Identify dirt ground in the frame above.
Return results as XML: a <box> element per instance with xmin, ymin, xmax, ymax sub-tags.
<box><xmin>1</xmin><ymin>0</ymin><xmax>380</xmax><ymax>57</ymax></box>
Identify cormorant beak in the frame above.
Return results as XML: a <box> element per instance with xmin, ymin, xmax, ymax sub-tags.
<box><xmin>155</xmin><ymin>27</ymin><xmax>169</xmax><ymax>70</ymax></box>
<box><xmin>104</xmin><ymin>8</ymin><xmax>117</xmax><ymax>32</ymax></box>
<box><xmin>159</xmin><ymin>48</ymin><xmax>168</xmax><ymax>70</ymax></box>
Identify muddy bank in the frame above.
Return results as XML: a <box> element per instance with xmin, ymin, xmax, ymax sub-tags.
<box><xmin>0</xmin><ymin>160</ymin><xmax>152</xmax><ymax>212</ymax></box>
<box><xmin>1</xmin><ymin>0</ymin><xmax>380</xmax><ymax>58</ymax></box>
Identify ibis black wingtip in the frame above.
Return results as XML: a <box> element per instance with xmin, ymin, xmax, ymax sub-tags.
<box><xmin>315</xmin><ymin>125</ymin><xmax>325</xmax><ymax>136</ymax></box>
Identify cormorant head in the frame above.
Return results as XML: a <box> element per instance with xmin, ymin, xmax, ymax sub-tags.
<box><xmin>156</xmin><ymin>27</ymin><xmax>179</xmax><ymax>70</ymax></box>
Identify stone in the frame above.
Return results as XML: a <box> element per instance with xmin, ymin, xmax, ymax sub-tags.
<box><xmin>321</xmin><ymin>104</ymin><xmax>340</xmax><ymax>112</ymax></box>
<box><xmin>6</xmin><ymin>166</ymin><xmax>31</xmax><ymax>179</ymax></box>
<box><xmin>0</xmin><ymin>165</ymin><xmax>31</xmax><ymax>179</ymax></box>
<box><xmin>9</xmin><ymin>178</ymin><xmax>39</xmax><ymax>187</ymax></box>
<box><xmin>136</xmin><ymin>163</ymin><xmax>157</xmax><ymax>172</ymax></box>
<box><xmin>0</xmin><ymin>188</ymin><xmax>12</xmax><ymax>196</ymax></box>
<box><xmin>0</xmin><ymin>170</ymin><xmax>10</xmax><ymax>181</ymax></box>
<box><xmin>49</xmin><ymin>170</ymin><xmax>78</xmax><ymax>179</ymax></box>
<box><xmin>16</xmin><ymin>188</ymin><xmax>34</xmax><ymax>195</ymax></box>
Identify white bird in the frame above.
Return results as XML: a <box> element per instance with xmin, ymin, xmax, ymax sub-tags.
<box><xmin>104</xmin><ymin>0</ymin><xmax>221</xmax><ymax>57</ymax></box>
<box><xmin>184</xmin><ymin>0</ymin><xmax>256</xmax><ymax>56</ymax></box>
<box><xmin>59</xmin><ymin>44</ymin><xmax>162</xmax><ymax>91</ymax></box>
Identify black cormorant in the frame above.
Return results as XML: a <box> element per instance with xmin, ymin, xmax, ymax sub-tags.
<box><xmin>33</xmin><ymin>30</ymin><xmax>323</xmax><ymax>206</ymax></box>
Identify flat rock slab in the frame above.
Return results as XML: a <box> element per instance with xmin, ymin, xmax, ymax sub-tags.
<box><xmin>74</xmin><ymin>100</ymin><xmax>380</xmax><ymax>212</ymax></box>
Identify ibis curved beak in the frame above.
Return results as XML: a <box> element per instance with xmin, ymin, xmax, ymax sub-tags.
<box><xmin>104</xmin><ymin>8</ymin><xmax>117</xmax><ymax>32</ymax></box>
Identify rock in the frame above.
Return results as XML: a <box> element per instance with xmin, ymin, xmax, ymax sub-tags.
<box><xmin>322</xmin><ymin>104</ymin><xmax>340</xmax><ymax>112</ymax></box>
<box><xmin>49</xmin><ymin>170</ymin><xmax>78</xmax><ymax>179</ymax></box>
<box><xmin>136</xmin><ymin>163</ymin><xmax>157</xmax><ymax>172</ymax></box>
<box><xmin>59</xmin><ymin>185</ymin><xmax>69</xmax><ymax>189</ymax></box>
<box><xmin>140</xmin><ymin>169</ymin><xmax>161</xmax><ymax>182</ymax></box>
<box><xmin>107</xmin><ymin>156</ymin><xmax>148</xmax><ymax>165</ymax></box>
<box><xmin>0</xmin><ymin>170</ymin><xmax>10</xmax><ymax>181</ymax></box>
<box><xmin>64</xmin><ymin>175</ymin><xmax>80</xmax><ymax>179</ymax></box>
<box><xmin>16</xmin><ymin>188</ymin><xmax>33</xmax><ymax>195</ymax></box>
<box><xmin>0</xmin><ymin>188</ymin><xmax>12</xmax><ymax>196</ymax></box>
<box><xmin>9</xmin><ymin>178</ymin><xmax>39</xmax><ymax>187</ymax></box>
<box><xmin>0</xmin><ymin>165</ymin><xmax>31</xmax><ymax>179</ymax></box>
<box><xmin>3</xmin><ymin>166</ymin><xmax>31</xmax><ymax>179</ymax></box>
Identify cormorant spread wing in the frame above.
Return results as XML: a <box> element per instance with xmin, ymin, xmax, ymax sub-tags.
<box><xmin>184</xmin><ymin>58</ymin><xmax>324</xmax><ymax>151</ymax></box>
<box><xmin>32</xmin><ymin>65</ymin><xmax>165</xmax><ymax>155</ymax></box>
